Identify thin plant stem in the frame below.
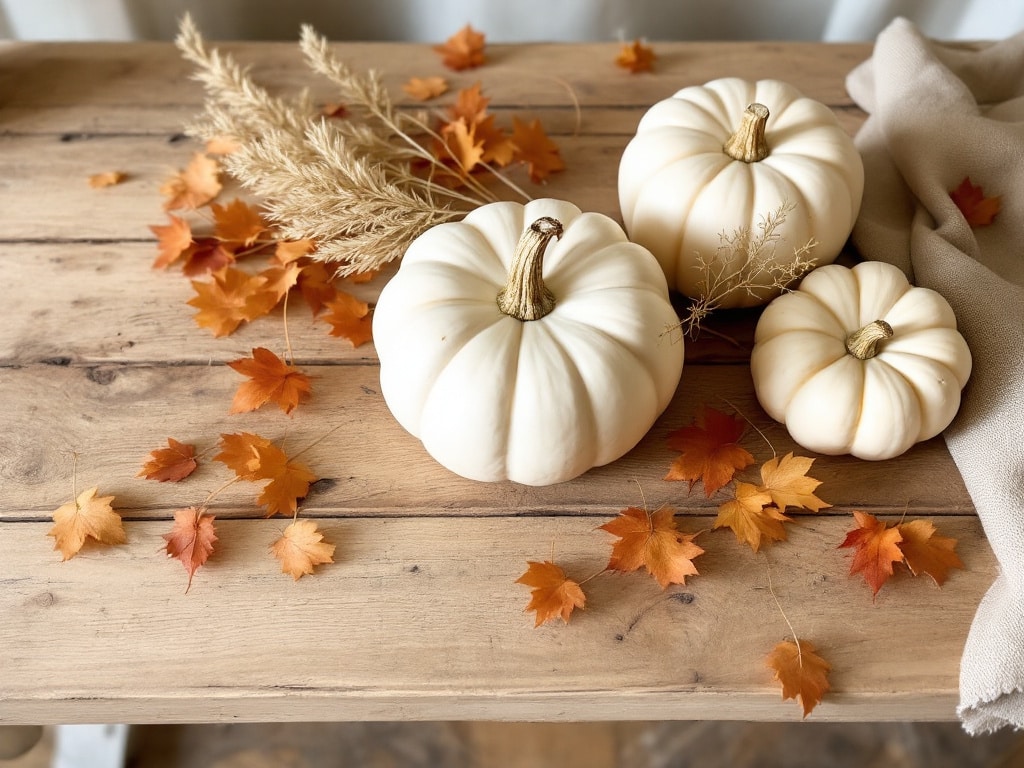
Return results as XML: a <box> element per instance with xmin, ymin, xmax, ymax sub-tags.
<box><xmin>765</xmin><ymin>552</ymin><xmax>802</xmax><ymax>667</ymax></box>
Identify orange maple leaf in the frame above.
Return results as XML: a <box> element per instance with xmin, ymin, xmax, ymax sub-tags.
<box><xmin>150</xmin><ymin>215</ymin><xmax>193</xmax><ymax>269</ymax></box>
<box><xmin>215</xmin><ymin>433</ymin><xmax>318</xmax><ymax>516</ymax></box>
<box><xmin>274</xmin><ymin>239</ymin><xmax>317</xmax><ymax>265</ymax></box>
<box><xmin>402</xmin><ymin>76</ymin><xmax>449</xmax><ymax>101</ymax></box>
<box><xmin>187</xmin><ymin>267</ymin><xmax>270</xmax><ymax>337</ymax></box>
<box><xmin>897</xmin><ymin>519</ymin><xmax>964</xmax><ymax>586</ymax></box>
<box><xmin>765</xmin><ymin>640</ymin><xmax>832</xmax><ymax>718</ymax></box>
<box><xmin>227</xmin><ymin>347</ymin><xmax>312</xmax><ymax>415</ymax></box>
<box><xmin>296</xmin><ymin>261</ymin><xmax>339</xmax><ymax>316</ymax></box>
<box><xmin>615</xmin><ymin>40</ymin><xmax>657</xmax><ymax>73</ymax></box>
<box><xmin>950</xmin><ymin>176</ymin><xmax>1001</xmax><ymax>227</ymax></box>
<box><xmin>510</xmin><ymin>117</ymin><xmax>565</xmax><ymax>183</ymax></box>
<box><xmin>665</xmin><ymin>405</ymin><xmax>755</xmax><ymax>496</ymax></box>
<box><xmin>322</xmin><ymin>103</ymin><xmax>349</xmax><ymax>119</ymax></box>
<box><xmin>839</xmin><ymin>511</ymin><xmax>905</xmax><ymax>595</ymax></box>
<box><xmin>160</xmin><ymin>152</ymin><xmax>222</xmax><ymax>211</ymax></box>
<box><xmin>600</xmin><ymin>506</ymin><xmax>704</xmax><ymax>589</ymax></box>
<box><xmin>322</xmin><ymin>292</ymin><xmax>373</xmax><ymax>347</ymax></box>
<box><xmin>182</xmin><ymin>238</ymin><xmax>236</xmax><ymax>277</ymax></box>
<box><xmin>449</xmin><ymin>82</ymin><xmax>490</xmax><ymax>124</ymax></box>
<box><xmin>434</xmin><ymin>24</ymin><xmax>486</xmax><ymax>71</ymax></box>
<box><xmin>713</xmin><ymin>482</ymin><xmax>782</xmax><ymax>552</ymax></box>
<box><xmin>48</xmin><ymin>486</ymin><xmax>126</xmax><ymax>560</ymax></box>
<box><xmin>516</xmin><ymin>560</ymin><xmax>586</xmax><ymax>627</ymax></box>
<box><xmin>249</xmin><ymin>262</ymin><xmax>301</xmax><ymax>318</ymax></box>
<box><xmin>138</xmin><ymin>438</ymin><xmax>198</xmax><ymax>482</ymax></box>
<box><xmin>344</xmin><ymin>268</ymin><xmax>378</xmax><ymax>285</ymax></box>
<box><xmin>211</xmin><ymin>198</ymin><xmax>267</xmax><ymax>247</ymax></box>
<box><xmin>271</xmin><ymin>520</ymin><xmax>336</xmax><ymax>580</ymax></box>
<box><xmin>206</xmin><ymin>135</ymin><xmax>241</xmax><ymax>155</ymax></box>
<box><xmin>435</xmin><ymin>117</ymin><xmax>485</xmax><ymax>178</ymax></box>
<box><xmin>89</xmin><ymin>171</ymin><xmax>126</xmax><ymax>188</ymax></box>
<box><xmin>758</xmin><ymin>453</ymin><xmax>830</xmax><ymax>514</ymax></box>
<box><xmin>163</xmin><ymin>506</ymin><xmax>217</xmax><ymax>592</ymax></box>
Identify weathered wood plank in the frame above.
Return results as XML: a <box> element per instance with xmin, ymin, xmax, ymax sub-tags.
<box><xmin>0</xmin><ymin>514</ymin><xmax>992</xmax><ymax>724</ymax></box>
<box><xmin>0</xmin><ymin>364</ymin><xmax>974</xmax><ymax>519</ymax></box>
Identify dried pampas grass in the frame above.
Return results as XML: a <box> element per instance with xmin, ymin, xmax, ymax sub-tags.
<box><xmin>175</xmin><ymin>15</ymin><xmax>522</xmax><ymax>275</ymax></box>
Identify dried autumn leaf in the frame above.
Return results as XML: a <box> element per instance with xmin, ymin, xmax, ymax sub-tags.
<box><xmin>214</xmin><ymin>433</ymin><xmax>317</xmax><ymax>517</ymax></box>
<box><xmin>187</xmin><ymin>266</ymin><xmax>270</xmax><ymax>337</ymax></box>
<box><xmin>227</xmin><ymin>347</ymin><xmax>312</xmax><ymax>415</ymax></box>
<box><xmin>758</xmin><ymin>453</ymin><xmax>830</xmax><ymax>513</ymax></box>
<box><xmin>516</xmin><ymin>560</ymin><xmax>586</xmax><ymax>627</ymax></box>
<box><xmin>211</xmin><ymin>198</ymin><xmax>267</xmax><ymax>246</ymax></box>
<box><xmin>344</xmin><ymin>268</ymin><xmax>378</xmax><ymax>285</ymax></box>
<box><xmin>839</xmin><ymin>511</ymin><xmax>904</xmax><ymax>595</ymax></box>
<box><xmin>766</xmin><ymin>640</ymin><xmax>831</xmax><ymax>718</ymax></box>
<box><xmin>48</xmin><ymin>486</ymin><xmax>126</xmax><ymax>560</ymax></box>
<box><xmin>138</xmin><ymin>437</ymin><xmax>198</xmax><ymax>482</ymax></box>
<box><xmin>182</xmin><ymin>238</ymin><xmax>235</xmax><ymax>277</ymax></box>
<box><xmin>321</xmin><ymin>102</ymin><xmax>348</xmax><ymax>118</ymax></box>
<box><xmin>434</xmin><ymin>24</ymin><xmax>486</xmax><ymax>71</ymax></box>
<box><xmin>271</xmin><ymin>520</ymin><xmax>336</xmax><ymax>580</ymax></box>
<box><xmin>897</xmin><ymin>519</ymin><xmax>964</xmax><ymax>586</ymax></box>
<box><xmin>206</xmin><ymin>135</ymin><xmax>241</xmax><ymax>155</ymax></box>
<box><xmin>214</xmin><ymin>432</ymin><xmax>273</xmax><ymax>480</ymax></box>
<box><xmin>600</xmin><ymin>506</ymin><xmax>704</xmax><ymax>589</ymax></box>
<box><xmin>163</xmin><ymin>506</ymin><xmax>217</xmax><ymax>591</ymax></box>
<box><xmin>296</xmin><ymin>261</ymin><xmax>339</xmax><ymax>316</ymax></box>
<box><xmin>449</xmin><ymin>82</ymin><xmax>490</xmax><ymax>125</ymax></box>
<box><xmin>160</xmin><ymin>152</ymin><xmax>222</xmax><ymax>211</ymax></box>
<box><xmin>665</xmin><ymin>405</ymin><xmax>755</xmax><ymax>496</ymax></box>
<box><xmin>615</xmin><ymin>40</ymin><xmax>657</xmax><ymax>73</ymax></box>
<box><xmin>444</xmin><ymin>84</ymin><xmax>515</xmax><ymax>167</ymax></box>
<box><xmin>510</xmin><ymin>117</ymin><xmax>565</xmax><ymax>183</ymax></box>
<box><xmin>250</xmin><ymin>261</ymin><xmax>302</xmax><ymax>316</ymax></box>
<box><xmin>950</xmin><ymin>176</ymin><xmax>1001</xmax><ymax>227</ymax></box>
<box><xmin>89</xmin><ymin>171</ymin><xmax>126</xmax><ymax>188</ymax></box>
<box><xmin>274</xmin><ymin>239</ymin><xmax>317</xmax><ymax>265</ymax></box>
<box><xmin>402</xmin><ymin>76</ymin><xmax>449</xmax><ymax>101</ymax></box>
<box><xmin>150</xmin><ymin>214</ymin><xmax>193</xmax><ymax>269</ymax></box>
<box><xmin>436</xmin><ymin>118</ymin><xmax>485</xmax><ymax>177</ymax></box>
<box><xmin>322</xmin><ymin>291</ymin><xmax>373</xmax><ymax>347</ymax></box>
<box><xmin>713</xmin><ymin>482</ymin><xmax>782</xmax><ymax>552</ymax></box>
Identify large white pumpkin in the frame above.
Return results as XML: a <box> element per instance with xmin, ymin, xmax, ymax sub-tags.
<box><xmin>373</xmin><ymin>198</ymin><xmax>684</xmax><ymax>486</ymax></box>
<box><xmin>618</xmin><ymin>77</ymin><xmax>864</xmax><ymax>307</ymax></box>
<box><xmin>751</xmin><ymin>262</ymin><xmax>972</xmax><ymax>461</ymax></box>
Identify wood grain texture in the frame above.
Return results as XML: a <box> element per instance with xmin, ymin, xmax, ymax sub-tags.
<box><xmin>0</xmin><ymin>38</ymin><xmax>990</xmax><ymax>725</ymax></box>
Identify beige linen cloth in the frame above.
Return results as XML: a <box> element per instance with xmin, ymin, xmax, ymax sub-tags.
<box><xmin>847</xmin><ymin>18</ymin><xmax>1024</xmax><ymax>733</ymax></box>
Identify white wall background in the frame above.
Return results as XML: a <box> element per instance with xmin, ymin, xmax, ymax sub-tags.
<box><xmin>2</xmin><ymin>0</ymin><xmax>1023</xmax><ymax>42</ymax></box>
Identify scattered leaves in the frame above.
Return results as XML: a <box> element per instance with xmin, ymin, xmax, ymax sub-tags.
<box><xmin>138</xmin><ymin>438</ymin><xmax>199</xmax><ymax>482</ymax></box>
<box><xmin>516</xmin><ymin>560</ymin><xmax>586</xmax><ymax>627</ymax></box>
<box><xmin>839</xmin><ymin>511</ymin><xmax>906</xmax><ymax>595</ymax></box>
<box><xmin>48</xmin><ymin>487</ymin><xmax>126</xmax><ymax>560</ymax></box>
<box><xmin>665</xmin><ymin>405</ymin><xmax>754</xmax><ymax>496</ymax></box>
<box><xmin>840</xmin><ymin>512</ymin><xmax>964</xmax><ymax>593</ymax></box>
<box><xmin>214</xmin><ymin>432</ymin><xmax>318</xmax><ymax>516</ymax></box>
<box><xmin>227</xmin><ymin>347</ymin><xmax>312</xmax><ymax>415</ymax></box>
<box><xmin>187</xmin><ymin>266</ymin><xmax>272</xmax><ymax>337</ymax></box>
<box><xmin>615</xmin><ymin>40</ymin><xmax>656</xmax><ymax>73</ymax></box>
<box><xmin>434</xmin><ymin>24</ymin><xmax>486</xmax><ymax>71</ymax></box>
<box><xmin>600</xmin><ymin>506</ymin><xmax>704</xmax><ymax>588</ymax></box>
<box><xmin>897</xmin><ymin>518</ymin><xmax>964</xmax><ymax>586</ymax></box>
<box><xmin>950</xmin><ymin>176</ymin><xmax>1001</xmax><ymax>228</ymax></box>
<box><xmin>271</xmin><ymin>520</ymin><xmax>336</xmax><ymax>580</ymax></box>
<box><xmin>713</xmin><ymin>482</ymin><xmax>781</xmax><ymax>552</ymax></box>
<box><xmin>163</xmin><ymin>506</ymin><xmax>218</xmax><ymax>591</ymax></box>
<box><xmin>160</xmin><ymin>152</ymin><xmax>222</xmax><ymax>210</ymax></box>
<box><xmin>321</xmin><ymin>292</ymin><xmax>373</xmax><ymax>347</ymax></box>
<box><xmin>510</xmin><ymin>117</ymin><xmax>565</xmax><ymax>183</ymax></box>
<box><xmin>402</xmin><ymin>76</ymin><xmax>449</xmax><ymax>101</ymax></box>
<box><xmin>89</xmin><ymin>171</ymin><xmax>126</xmax><ymax>188</ymax></box>
<box><xmin>150</xmin><ymin>215</ymin><xmax>194</xmax><ymax>269</ymax></box>
<box><xmin>766</xmin><ymin>640</ymin><xmax>832</xmax><ymax>717</ymax></box>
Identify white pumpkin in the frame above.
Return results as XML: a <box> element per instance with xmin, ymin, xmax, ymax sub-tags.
<box><xmin>751</xmin><ymin>261</ymin><xmax>972</xmax><ymax>461</ymax></box>
<box><xmin>373</xmin><ymin>198</ymin><xmax>684</xmax><ymax>486</ymax></box>
<box><xmin>618</xmin><ymin>77</ymin><xmax>864</xmax><ymax>307</ymax></box>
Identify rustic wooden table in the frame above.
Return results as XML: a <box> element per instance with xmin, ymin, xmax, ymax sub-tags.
<box><xmin>0</xmin><ymin>38</ymin><xmax>994</xmax><ymax>726</ymax></box>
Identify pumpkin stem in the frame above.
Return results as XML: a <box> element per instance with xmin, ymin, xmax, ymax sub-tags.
<box><xmin>497</xmin><ymin>216</ymin><xmax>562</xmax><ymax>321</ymax></box>
<box><xmin>846</xmin><ymin>320</ymin><xmax>893</xmax><ymax>360</ymax></box>
<box><xmin>723</xmin><ymin>103</ymin><xmax>770</xmax><ymax>163</ymax></box>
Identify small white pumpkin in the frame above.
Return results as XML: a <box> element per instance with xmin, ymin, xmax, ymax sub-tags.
<box><xmin>618</xmin><ymin>77</ymin><xmax>864</xmax><ymax>307</ymax></box>
<box><xmin>373</xmin><ymin>198</ymin><xmax>684</xmax><ymax>486</ymax></box>
<box><xmin>751</xmin><ymin>261</ymin><xmax>972</xmax><ymax>461</ymax></box>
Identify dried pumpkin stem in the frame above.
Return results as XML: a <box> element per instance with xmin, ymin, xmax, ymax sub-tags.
<box><xmin>846</xmin><ymin>320</ymin><xmax>893</xmax><ymax>360</ymax></box>
<box><xmin>723</xmin><ymin>102</ymin><xmax>770</xmax><ymax>163</ymax></box>
<box><xmin>498</xmin><ymin>217</ymin><xmax>562</xmax><ymax>321</ymax></box>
